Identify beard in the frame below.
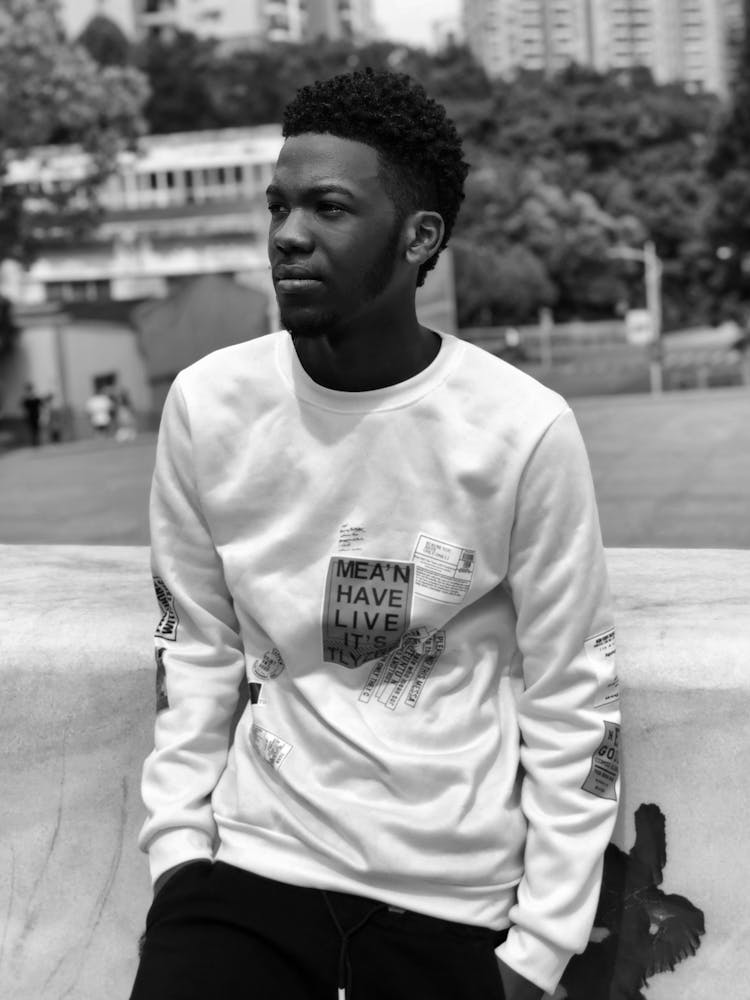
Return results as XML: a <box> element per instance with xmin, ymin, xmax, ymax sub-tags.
<box><xmin>281</xmin><ymin>221</ymin><xmax>402</xmax><ymax>341</ymax></box>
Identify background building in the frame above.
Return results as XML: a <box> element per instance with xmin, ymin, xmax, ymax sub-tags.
<box><xmin>56</xmin><ymin>0</ymin><xmax>137</xmax><ymax>38</ymax></box>
<box><xmin>463</xmin><ymin>0</ymin><xmax>746</xmax><ymax>96</ymax></box>
<box><xmin>304</xmin><ymin>0</ymin><xmax>376</xmax><ymax>42</ymax></box>
<box><xmin>55</xmin><ymin>0</ymin><xmax>375</xmax><ymax>45</ymax></box>
<box><xmin>0</xmin><ymin>123</ymin><xmax>456</xmax><ymax>437</ymax></box>
<box><xmin>0</xmin><ymin>125</ymin><xmax>282</xmax><ymax>434</ymax></box>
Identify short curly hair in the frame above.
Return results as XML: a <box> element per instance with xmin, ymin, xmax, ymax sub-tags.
<box><xmin>282</xmin><ymin>68</ymin><xmax>469</xmax><ymax>287</ymax></box>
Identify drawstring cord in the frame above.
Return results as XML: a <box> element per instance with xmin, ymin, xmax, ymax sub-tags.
<box><xmin>322</xmin><ymin>891</ymin><xmax>388</xmax><ymax>1000</ymax></box>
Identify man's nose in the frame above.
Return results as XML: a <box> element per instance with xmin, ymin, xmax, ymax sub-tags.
<box><xmin>272</xmin><ymin>209</ymin><xmax>314</xmax><ymax>254</ymax></box>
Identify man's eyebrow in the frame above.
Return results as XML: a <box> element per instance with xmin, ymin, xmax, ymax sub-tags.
<box><xmin>265</xmin><ymin>182</ymin><xmax>357</xmax><ymax>199</ymax></box>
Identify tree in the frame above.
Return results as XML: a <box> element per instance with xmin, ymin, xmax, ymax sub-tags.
<box><xmin>136</xmin><ymin>33</ymin><xmax>491</xmax><ymax>134</ymax></box>
<box><xmin>0</xmin><ymin>0</ymin><xmax>149</xmax><ymax>265</ymax></box>
<box><xmin>451</xmin><ymin>65</ymin><xmax>720</xmax><ymax>327</ymax></box>
<box><xmin>704</xmin><ymin>0</ymin><xmax>750</xmax><ymax>321</ymax></box>
<box><xmin>77</xmin><ymin>13</ymin><xmax>133</xmax><ymax>67</ymax></box>
<box><xmin>453</xmin><ymin>237</ymin><xmax>556</xmax><ymax>327</ymax></box>
<box><xmin>453</xmin><ymin>152</ymin><xmax>647</xmax><ymax>323</ymax></box>
<box><xmin>135</xmin><ymin>30</ymin><xmax>221</xmax><ymax>133</ymax></box>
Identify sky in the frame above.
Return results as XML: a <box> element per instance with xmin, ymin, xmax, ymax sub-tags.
<box><xmin>371</xmin><ymin>0</ymin><xmax>462</xmax><ymax>48</ymax></box>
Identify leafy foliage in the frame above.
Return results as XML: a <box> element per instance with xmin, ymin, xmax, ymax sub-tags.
<box><xmin>5</xmin><ymin>5</ymin><xmax>749</xmax><ymax>329</ymax></box>
<box><xmin>704</xmin><ymin>0</ymin><xmax>750</xmax><ymax>322</ymax></box>
<box><xmin>561</xmin><ymin>803</ymin><xmax>705</xmax><ymax>1000</ymax></box>
<box><xmin>130</xmin><ymin>33</ymin><xmax>731</xmax><ymax>326</ymax></box>
<box><xmin>452</xmin><ymin>66</ymin><xmax>721</xmax><ymax>327</ymax></box>
<box><xmin>77</xmin><ymin>13</ymin><xmax>133</xmax><ymax>67</ymax></box>
<box><xmin>0</xmin><ymin>0</ymin><xmax>148</xmax><ymax>264</ymax></box>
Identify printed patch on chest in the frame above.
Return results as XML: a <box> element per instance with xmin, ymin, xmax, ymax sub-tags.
<box><xmin>412</xmin><ymin>534</ymin><xmax>475</xmax><ymax>605</ymax></box>
<box><xmin>155</xmin><ymin>648</ymin><xmax>169</xmax><ymax>712</ymax></box>
<box><xmin>359</xmin><ymin>627</ymin><xmax>446</xmax><ymax>710</ymax></box>
<box><xmin>252</xmin><ymin>648</ymin><xmax>285</xmax><ymax>680</ymax></box>
<box><xmin>322</xmin><ymin>557</ymin><xmax>414</xmax><ymax>668</ymax></box>
<box><xmin>250</xmin><ymin>724</ymin><xmax>292</xmax><ymax>769</ymax></box>
<box><xmin>337</xmin><ymin>523</ymin><xmax>367</xmax><ymax>552</ymax></box>
<box><xmin>153</xmin><ymin>576</ymin><xmax>179</xmax><ymax>641</ymax></box>
<box><xmin>582</xmin><ymin>721</ymin><xmax>620</xmax><ymax>800</ymax></box>
<box><xmin>585</xmin><ymin>628</ymin><xmax>619</xmax><ymax>708</ymax></box>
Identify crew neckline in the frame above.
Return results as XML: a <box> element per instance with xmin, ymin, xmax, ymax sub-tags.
<box><xmin>275</xmin><ymin>329</ymin><xmax>464</xmax><ymax>413</ymax></box>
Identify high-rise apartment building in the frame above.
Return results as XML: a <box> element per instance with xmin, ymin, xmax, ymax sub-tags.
<box><xmin>56</xmin><ymin>0</ymin><xmax>137</xmax><ymax>38</ymax></box>
<box><xmin>463</xmin><ymin>0</ymin><xmax>745</xmax><ymax>95</ymax></box>
<box><xmin>305</xmin><ymin>0</ymin><xmax>375</xmax><ymax>42</ymax></box>
<box><xmin>463</xmin><ymin>0</ymin><xmax>595</xmax><ymax>79</ymax></box>
<box><xmin>131</xmin><ymin>0</ymin><xmax>373</xmax><ymax>44</ymax></box>
<box><xmin>133</xmin><ymin>0</ymin><xmax>294</xmax><ymax>43</ymax></box>
<box><xmin>56</xmin><ymin>0</ymin><xmax>373</xmax><ymax>46</ymax></box>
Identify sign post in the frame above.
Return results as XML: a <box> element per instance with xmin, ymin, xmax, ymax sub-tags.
<box><xmin>609</xmin><ymin>241</ymin><xmax>663</xmax><ymax>393</ymax></box>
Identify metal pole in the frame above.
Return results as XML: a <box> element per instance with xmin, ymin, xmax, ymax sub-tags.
<box><xmin>539</xmin><ymin>307</ymin><xmax>553</xmax><ymax>370</ymax></box>
<box><xmin>644</xmin><ymin>240</ymin><xmax>663</xmax><ymax>393</ymax></box>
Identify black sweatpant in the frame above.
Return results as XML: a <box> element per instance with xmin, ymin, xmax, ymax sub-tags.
<box><xmin>130</xmin><ymin>860</ymin><xmax>507</xmax><ymax>1000</ymax></box>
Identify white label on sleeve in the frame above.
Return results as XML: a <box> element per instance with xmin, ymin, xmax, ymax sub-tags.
<box><xmin>585</xmin><ymin>628</ymin><xmax>619</xmax><ymax>708</ymax></box>
<box><xmin>153</xmin><ymin>576</ymin><xmax>179</xmax><ymax>641</ymax></box>
<box><xmin>582</xmin><ymin>721</ymin><xmax>620</xmax><ymax>800</ymax></box>
<box><xmin>251</xmin><ymin>724</ymin><xmax>292</xmax><ymax>769</ymax></box>
<box><xmin>412</xmin><ymin>534</ymin><xmax>475</xmax><ymax>604</ymax></box>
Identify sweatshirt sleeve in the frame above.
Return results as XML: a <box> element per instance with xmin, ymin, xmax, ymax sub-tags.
<box><xmin>495</xmin><ymin>407</ymin><xmax>621</xmax><ymax>995</ymax></box>
<box><xmin>138</xmin><ymin>375</ymin><xmax>246</xmax><ymax>886</ymax></box>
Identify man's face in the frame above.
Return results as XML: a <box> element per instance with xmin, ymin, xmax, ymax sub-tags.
<box><xmin>266</xmin><ymin>133</ymin><xmax>407</xmax><ymax>339</ymax></box>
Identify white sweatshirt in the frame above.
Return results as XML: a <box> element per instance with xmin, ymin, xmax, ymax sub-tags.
<box><xmin>139</xmin><ymin>330</ymin><xmax>621</xmax><ymax>994</ymax></box>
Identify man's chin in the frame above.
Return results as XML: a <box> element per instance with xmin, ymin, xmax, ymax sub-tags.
<box><xmin>280</xmin><ymin>306</ymin><xmax>338</xmax><ymax>339</ymax></box>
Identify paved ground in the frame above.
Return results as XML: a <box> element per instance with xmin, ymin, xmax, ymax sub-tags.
<box><xmin>1</xmin><ymin>386</ymin><xmax>748</xmax><ymax>548</ymax></box>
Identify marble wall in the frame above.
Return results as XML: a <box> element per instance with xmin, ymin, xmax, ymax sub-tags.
<box><xmin>1</xmin><ymin>545</ymin><xmax>748</xmax><ymax>999</ymax></box>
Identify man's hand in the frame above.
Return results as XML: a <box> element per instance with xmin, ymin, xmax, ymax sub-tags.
<box><xmin>497</xmin><ymin>958</ymin><xmax>546</xmax><ymax>1000</ymax></box>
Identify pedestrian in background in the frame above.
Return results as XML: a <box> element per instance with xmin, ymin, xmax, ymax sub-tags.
<box><xmin>20</xmin><ymin>382</ymin><xmax>42</xmax><ymax>447</ymax></box>
<box><xmin>114</xmin><ymin>387</ymin><xmax>138</xmax><ymax>443</ymax></box>
<box><xmin>85</xmin><ymin>388</ymin><xmax>114</xmax><ymax>437</ymax></box>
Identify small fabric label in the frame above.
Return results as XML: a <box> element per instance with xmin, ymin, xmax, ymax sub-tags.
<box><xmin>155</xmin><ymin>648</ymin><xmax>169</xmax><ymax>712</ymax></box>
<box><xmin>359</xmin><ymin>627</ymin><xmax>446</xmax><ymax>710</ymax></box>
<box><xmin>153</xmin><ymin>576</ymin><xmax>179</xmax><ymax>641</ymax></box>
<box><xmin>582</xmin><ymin>721</ymin><xmax>620</xmax><ymax>800</ymax></box>
<box><xmin>251</xmin><ymin>724</ymin><xmax>292</xmax><ymax>769</ymax></box>
<box><xmin>338</xmin><ymin>523</ymin><xmax>367</xmax><ymax>552</ymax></box>
<box><xmin>252</xmin><ymin>648</ymin><xmax>285</xmax><ymax>680</ymax></box>
<box><xmin>248</xmin><ymin>682</ymin><xmax>267</xmax><ymax>706</ymax></box>
<box><xmin>585</xmin><ymin>628</ymin><xmax>619</xmax><ymax>708</ymax></box>
<box><xmin>412</xmin><ymin>534</ymin><xmax>475</xmax><ymax>604</ymax></box>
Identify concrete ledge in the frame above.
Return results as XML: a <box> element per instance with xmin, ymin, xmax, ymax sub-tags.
<box><xmin>1</xmin><ymin>545</ymin><xmax>749</xmax><ymax>998</ymax></box>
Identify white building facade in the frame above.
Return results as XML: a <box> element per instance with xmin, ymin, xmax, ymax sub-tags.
<box><xmin>2</xmin><ymin>126</ymin><xmax>284</xmax><ymax>311</ymax></box>
<box><xmin>463</xmin><ymin>0</ymin><xmax>745</xmax><ymax>95</ymax></box>
<box><xmin>55</xmin><ymin>0</ymin><xmax>137</xmax><ymax>38</ymax></box>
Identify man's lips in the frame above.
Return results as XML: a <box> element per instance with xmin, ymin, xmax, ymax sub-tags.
<box><xmin>275</xmin><ymin>278</ymin><xmax>323</xmax><ymax>291</ymax></box>
<box><xmin>273</xmin><ymin>267</ymin><xmax>324</xmax><ymax>294</ymax></box>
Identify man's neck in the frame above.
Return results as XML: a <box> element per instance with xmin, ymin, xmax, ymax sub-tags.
<box><xmin>292</xmin><ymin>314</ymin><xmax>441</xmax><ymax>392</ymax></box>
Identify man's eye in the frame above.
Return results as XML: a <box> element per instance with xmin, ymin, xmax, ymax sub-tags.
<box><xmin>318</xmin><ymin>203</ymin><xmax>345</xmax><ymax>216</ymax></box>
<box><xmin>267</xmin><ymin>203</ymin><xmax>287</xmax><ymax>216</ymax></box>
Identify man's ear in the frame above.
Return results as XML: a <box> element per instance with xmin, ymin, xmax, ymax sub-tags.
<box><xmin>404</xmin><ymin>211</ymin><xmax>445</xmax><ymax>271</ymax></box>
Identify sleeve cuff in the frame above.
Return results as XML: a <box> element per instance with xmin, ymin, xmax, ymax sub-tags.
<box><xmin>495</xmin><ymin>924</ymin><xmax>573</xmax><ymax>996</ymax></box>
<box><xmin>145</xmin><ymin>828</ymin><xmax>215</xmax><ymax>887</ymax></box>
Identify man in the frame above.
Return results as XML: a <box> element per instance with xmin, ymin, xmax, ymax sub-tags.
<box><xmin>131</xmin><ymin>69</ymin><xmax>620</xmax><ymax>1000</ymax></box>
<box><xmin>85</xmin><ymin>387</ymin><xmax>114</xmax><ymax>436</ymax></box>
<box><xmin>20</xmin><ymin>382</ymin><xmax>43</xmax><ymax>447</ymax></box>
